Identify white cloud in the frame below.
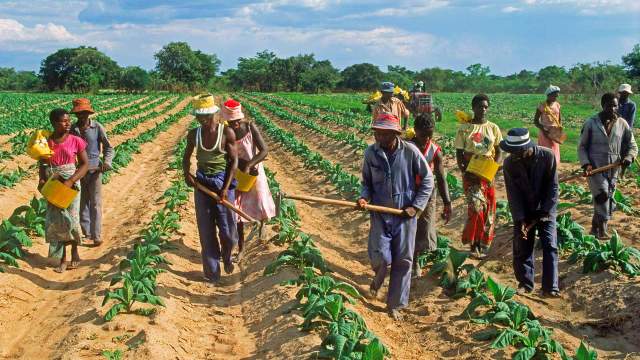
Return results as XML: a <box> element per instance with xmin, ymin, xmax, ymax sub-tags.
<box><xmin>339</xmin><ymin>0</ymin><xmax>449</xmax><ymax>19</ymax></box>
<box><xmin>516</xmin><ymin>0</ymin><xmax>640</xmax><ymax>14</ymax></box>
<box><xmin>0</xmin><ymin>18</ymin><xmax>76</xmax><ymax>50</ymax></box>
<box><xmin>502</xmin><ymin>6</ymin><xmax>522</xmax><ymax>12</ymax></box>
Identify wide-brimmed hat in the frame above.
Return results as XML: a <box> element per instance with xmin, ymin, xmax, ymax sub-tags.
<box><xmin>371</xmin><ymin>113</ymin><xmax>401</xmax><ymax>133</ymax></box>
<box><xmin>380</xmin><ymin>81</ymin><xmax>395</xmax><ymax>93</ymax></box>
<box><xmin>618</xmin><ymin>83</ymin><xmax>633</xmax><ymax>94</ymax></box>
<box><xmin>545</xmin><ymin>85</ymin><xmax>560</xmax><ymax>96</ymax></box>
<box><xmin>500</xmin><ymin>128</ymin><xmax>535</xmax><ymax>153</ymax></box>
<box><xmin>70</xmin><ymin>98</ymin><xmax>95</xmax><ymax>114</ymax></box>
<box><xmin>221</xmin><ymin>99</ymin><xmax>244</xmax><ymax>121</ymax></box>
<box><xmin>191</xmin><ymin>93</ymin><xmax>219</xmax><ymax>115</ymax></box>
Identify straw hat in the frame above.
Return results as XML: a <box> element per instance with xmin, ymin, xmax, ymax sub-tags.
<box><xmin>70</xmin><ymin>98</ymin><xmax>95</xmax><ymax>114</ymax></box>
<box><xmin>191</xmin><ymin>94</ymin><xmax>219</xmax><ymax>115</ymax></box>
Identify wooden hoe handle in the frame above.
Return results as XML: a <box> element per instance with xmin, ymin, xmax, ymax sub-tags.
<box><xmin>284</xmin><ymin>193</ymin><xmax>405</xmax><ymax>216</ymax></box>
<box><xmin>191</xmin><ymin>175</ymin><xmax>258</xmax><ymax>223</ymax></box>
<box><xmin>559</xmin><ymin>162</ymin><xmax>621</xmax><ymax>183</ymax></box>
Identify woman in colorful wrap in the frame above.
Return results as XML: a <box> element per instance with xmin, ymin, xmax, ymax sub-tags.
<box><xmin>455</xmin><ymin>94</ymin><xmax>503</xmax><ymax>258</ymax></box>
<box><xmin>38</xmin><ymin>108</ymin><xmax>89</xmax><ymax>273</ymax></box>
<box><xmin>221</xmin><ymin>99</ymin><xmax>276</xmax><ymax>261</ymax></box>
<box><xmin>183</xmin><ymin>94</ymin><xmax>239</xmax><ymax>284</ymax></box>
<box><xmin>534</xmin><ymin>85</ymin><xmax>564</xmax><ymax>164</ymax></box>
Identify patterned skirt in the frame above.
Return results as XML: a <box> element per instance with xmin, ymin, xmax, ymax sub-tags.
<box><xmin>45</xmin><ymin>164</ymin><xmax>82</xmax><ymax>258</ymax></box>
<box><xmin>461</xmin><ymin>174</ymin><xmax>496</xmax><ymax>246</ymax></box>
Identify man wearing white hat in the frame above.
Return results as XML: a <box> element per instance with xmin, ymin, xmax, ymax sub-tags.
<box><xmin>617</xmin><ymin>83</ymin><xmax>636</xmax><ymax>129</ymax></box>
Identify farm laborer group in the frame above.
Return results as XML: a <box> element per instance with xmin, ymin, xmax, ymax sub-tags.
<box><xmin>36</xmin><ymin>81</ymin><xmax>636</xmax><ymax>322</ymax></box>
<box><xmin>361</xmin><ymin>81</ymin><xmax>637</xmax><ymax>319</ymax></box>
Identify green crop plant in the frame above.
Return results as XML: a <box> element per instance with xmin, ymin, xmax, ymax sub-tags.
<box><xmin>160</xmin><ymin>180</ymin><xmax>191</xmax><ymax>211</ymax></box>
<box><xmin>612</xmin><ymin>189</ymin><xmax>636</xmax><ymax>215</ymax></box>
<box><xmin>510</xmin><ymin>321</ymin><xmax>566</xmax><ymax>360</ymax></box>
<box><xmin>429</xmin><ymin>247</ymin><xmax>475</xmax><ymax>298</ymax></box>
<box><xmin>264</xmin><ymin>233</ymin><xmax>330</xmax><ymax>275</ymax></box>
<box><xmin>0</xmin><ymin>219</ymin><xmax>32</xmax><ymax>261</ymax></box>
<box><xmin>569</xmin><ymin>231</ymin><xmax>640</xmax><ymax>276</ymax></box>
<box><xmin>496</xmin><ymin>200</ymin><xmax>513</xmax><ymax>224</ymax></box>
<box><xmin>446</xmin><ymin>173</ymin><xmax>463</xmax><ymax>201</ymax></box>
<box><xmin>556</xmin><ymin>213</ymin><xmax>590</xmax><ymax>254</ymax></box>
<box><xmin>559</xmin><ymin>183</ymin><xmax>591</xmax><ymax>204</ymax></box>
<box><xmin>284</xmin><ymin>267</ymin><xmax>361</xmax><ymax>309</ymax></box>
<box><xmin>9</xmin><ymin>196</ymin><xmax>47</xmax><ymax>237</ymax></box>
<box><xmin>463</xmin><ymin>277</ymin><xmax>517</xmax><ymax>321</ymax></box>
<box><xmin>566</xmin><ymin>341</ymin><xmax>598</xmax><ymax>360</ymax></box>
<box><xmin>0</xmin><ymin>167</ymin><xmax>29</xmax><ymax>189</ymax></box>
<box><xmin>416</xmin><ymin>235</ymin><xmax>451</xmax><ymax>270</ymax></box>
<box><xmin>102</xmin><ymin>274</ymin><xmax>165</xmax><ymax>321</ymax></box>
<box><xmin>101</xmin><ymin>349</ymin><xmax>124</xmax><ymax>360</ymax></box>
<box><xmin>456</xmin><ymin>267</ymin><xmax>487</xmax><ymax>298</ymax></box>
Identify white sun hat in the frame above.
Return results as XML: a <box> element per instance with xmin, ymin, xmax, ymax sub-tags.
<box><xmin>618</xmin><ymin>83</ymin><xmax>633</xmax><ymax>94</ymax></box>
<box><xmin>545</xmin><ymin>85</ymin><xmax>560</xmax><ymax>96</ymax></box>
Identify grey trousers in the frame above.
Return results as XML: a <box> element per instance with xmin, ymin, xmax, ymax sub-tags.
<box><xmin>80</xmin><ymin>170</ymin><xmax>102</xmax><ymax>242</ymax></box>
<box><xmin>415</xmin><ymin>189</ymin><xmax>438</xmax><ymax>257</ymax></box>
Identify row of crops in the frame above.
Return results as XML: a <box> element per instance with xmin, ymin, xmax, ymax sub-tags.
<box><xmin>0</xmin><ymin>95</ymin><xmax>179</xmax><ymax>190</ymax></box>
<box><xmin>240</xmin><ymin>92</ymin><xmax>640</xmax><ymax>359</ymax></box>
<box><xmin>0</xmin><ymin>100</ymin><xmax>190</xmax><ymax>272</ymax></box>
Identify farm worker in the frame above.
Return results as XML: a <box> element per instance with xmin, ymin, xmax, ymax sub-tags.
<box><xmin>454</xmin><ymin>94</ymin><xmax>503</xmax><ymax>259</ymax></box>
<box><xmin>70</xmin><ymin>98</ymin><xmax>113</xmax><ymax>246</ymax></box>
<box><xmin>409</xmin><ymin>113</ymin><xmax>451</xmax><ymax>277</ymax></box>
<box><xmin>617</xmin><ymin>84</ymin><xmax>636</xmax><ymax>129</ymax></box>
<box><xmin>222</xmin><ymin>99</ymin><xmax>275</xmax><ymax>262</ymax></box>
<box><xmin>372</xmin><ymin>81</ymin><xmax>410</xmax><ymax>130</ymax></box>
<box><xmin>533</xmin><ymin>85</ymin><xmax>564</xmax><ymax>164</ymax></box>
<box><xmin>183</xmin><ymin>94</ymin><xmax>240</xmax><ymax>284</ymax></box>
<box><xmin>501</xmin><ymin>128</ymin><xmax>560</xmax><ymax>297</ymax></box>
<box><xmin>578</xmin><ymin>92</ymin><xmax>638</xmax><ymax>240</ymax></box>
<box><xmin>357</xmin><ymin>113</ymin><xmax>434</xmax><ymax>321</ymax></box>
<box><xmin>38</xmin><ymin>108</ymin><xmax>89</xmax><ymax>273</ymax></box>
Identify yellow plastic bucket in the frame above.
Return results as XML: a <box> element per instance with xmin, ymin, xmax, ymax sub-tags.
<box><xmin>235</xmin><ymin>170</ymin><xmax>257</xmax><ymax>192</ymax></box>
<box><xmin>467</xmin><ymin>155</ymin><xmax>500</xmax><ymax>182</ymax></box>
<box><xmin>39</xmin><ymin>178</ymin><xmax>78</xmax><ymax>209</ymax></box>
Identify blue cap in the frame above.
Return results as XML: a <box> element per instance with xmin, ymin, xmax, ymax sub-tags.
<box><xmin>380</xmin><ymin>81</ymin><xmax>395</xmax><ymax>93</ymax></box>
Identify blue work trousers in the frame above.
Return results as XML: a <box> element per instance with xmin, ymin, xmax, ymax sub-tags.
<box><xmin>512</xmin><ymin>219</ymin><xmax>559</xmax><ymax>292</ymax></box>
<box><xmin>369</xmin><ymin>212</ymin><xmax>416</xmax><ymax>310</ymax></box>
<box><xmin>194</xmin><ymin>171</ymin><xmax>238</xmax><ymax>282</ymax></box>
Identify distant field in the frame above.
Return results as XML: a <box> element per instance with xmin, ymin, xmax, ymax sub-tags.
<box><xmin>276</xmin><ymin>92</ymin><xmax>608</xmax><ymax>163</ymax></box>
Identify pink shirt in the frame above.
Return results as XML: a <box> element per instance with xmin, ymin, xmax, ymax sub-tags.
<box><xmin>47</xmin><ymin>134</ymin><xmax>87</xmax><ymax>166</ymax></box>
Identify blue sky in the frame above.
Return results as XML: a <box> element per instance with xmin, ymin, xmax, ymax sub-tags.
<box><xmin>0</xmin><ymin>0</ymin><xmax>638</xmax><ymax>75</ymax></box>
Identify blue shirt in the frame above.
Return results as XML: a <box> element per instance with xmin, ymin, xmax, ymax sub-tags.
<box><xmin>71</xmin><ymin>120</ymin><xmax>114</xmax><ymax>169</ymax></box>
<box><xmin>360</xmin><ymin>138</ymin><xmax>433</xmax><ymax>211</ymax></box>
<box><xmin>503</xmin><ymin>146</ymin><xmax>558</xmax><ymax>222</ymax></box>
<box><xmin>618</xmin><ymin>99</ymin><xmax>636</xmax><ymax>129</ymax></box>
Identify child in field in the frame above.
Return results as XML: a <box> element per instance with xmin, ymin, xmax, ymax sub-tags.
<box><xmin>534</xmin><ymin>85</ymin><xmax>564</xmax><ymax>164</ymax></box>
<box><xmin>408</xmin><ymin>113</ymin><xmax>451</xmax><ymax>277</ymax></box>
<box><xmin>221</xmin><ymin>99</ymin><xmax>275</xmax><ymax>261</ymax></box>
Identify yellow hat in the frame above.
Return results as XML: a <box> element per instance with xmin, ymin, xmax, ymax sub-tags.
<box><xmin>192</xmin><ymin>94</ymin><xmax>219</xmax><ymax>115</ymax></box>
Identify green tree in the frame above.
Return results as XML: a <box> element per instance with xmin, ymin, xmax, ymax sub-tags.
<box><xmin>154</xmin><ymin>42</ymin><xmax>220</xmax><ymax>90</ymax></box>
<box><xmin>68</xmin><ymin>64</ymin><xmax>102</xmax><ymax>93</ymax></box>
<box><xmin>339</xmin><ymin>63</ymin><xmax>384</xmax><ymax>90</ymax></box>
<box><xmin>230</xmin><ymin>50</ymin><xmax>277</xmax><ymax>91</ymax></box>
<box><xmin>622</xmin><ymin>44</ymin><xmax>640</xmax><ymax>78</ymax></box>
<box><xmin>300</xmin><ymin>60</ymin><xmax>341</xmax><ymax>93</ymax></box>
<box><xmin>39</xmin><ymin>46</ymin><xmax>119</xmax><ymax>91</ymax></box>
<box><xmin>120</xmin><ymin>66</ymin><xmax>149</xmax><ymax>92</ymax></box>
<box><xmin>385</xmin><ymin>65</ymin><xmax>414</xmax><ymax>90</ymax></box>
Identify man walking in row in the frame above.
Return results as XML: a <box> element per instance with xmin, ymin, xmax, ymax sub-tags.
<box><xmin>372</xmin><ymin>82</ymin><xmax>410</xmax><ymax>130</ymax></box>
<box><xmin>70</xmin><ymin>98</ymin><xmax>113</xmax><ymax>246</ymax></box>
<box><xmin>358</xmin><ymin>113</ymin><xmax>433</xmax><ymax>321</ymax></box>
<box><xmin>501</xmin><ymin>128</ymin><xmax>560</xmax><ymax>297</ymax></box>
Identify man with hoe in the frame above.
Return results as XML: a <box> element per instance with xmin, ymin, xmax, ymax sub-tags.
<box><xmin>70</xmin><ymin>98</ymin><xmax>113</xmax><ymax>246</ymax></box>
<box><xmin>358</xmin><ymin>112</ymin><xmax>433</xmax><ymax>321</ymax></box>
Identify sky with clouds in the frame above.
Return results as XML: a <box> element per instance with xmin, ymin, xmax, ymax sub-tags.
<box><xmin>0</xmin><ymin>0</ymin><xmax>638</xmax><ymax>75</ymax></box>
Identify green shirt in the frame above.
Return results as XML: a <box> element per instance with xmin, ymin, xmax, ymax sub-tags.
<box><xmin>196</xmin><ymin>124</ymin><xmax>227</xmax><ymax>175</ymax></box>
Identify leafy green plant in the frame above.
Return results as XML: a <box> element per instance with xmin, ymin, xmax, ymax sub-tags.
<box><xmin>612</xmin><ymin>189</ymin><xmax>637</xmax><ymax>215</ymax></box>
<box><xmin>463</xmin><ymin>277</ymin><xmax>517</xmax><ymax>320</ymax></box>
<box><xmin>566</xmin><ymin>341</ymin><xmax>598</xmax><ymax>360</ymax></box>
<box><xmin>0</xmin><ymin>219</ymin><xmax>32</xmax><ymax>260</ymax></box>
<box><xmin>496</xmin><ymin>200</ymin><xmax>513</xmax><ymax>224</ymax></box>
<box><xmin>511</xmin><ymin>321</ymin><xmax>566</xmax><ymax>360</ymax></box>
<box><xmin>456</xmin><ymin>267</ymin><xmax>487</xmax><ymax>298</ymax></box>
<box><xmin>264</xmin><ymin>234</ymin><xmax>330</xmax><ymax>275</ymax></box>
<box><xmin>446</xmin><ymin>173</ymin><xmax>463</xmax><ymax>201</ymax></box>
<box><xmin>416</xmin><ymin>235</ymin><xmax>450</xmax><ymax>270</ymax></box>
<box><xmin>9</xmin><ymin>196</ymin><xmax>47</xmax><ymax>237</ymax></box>
<box><xmin>429</xmin><ymin>247</ymin><xmax>474</xmax><ymax>298</ymax></box>
<box><xmin>101</xmin><ymin>349</ymin><xmax>123</xmax><ymax>360</ymax></box>
<box><xmin>570</xmin><ymin>231</ymin><xmax>640</xmax><ymax>276</ymax></box>
<box><xmin>559</xmin><ymin>183</ymin><xmax>591</xmax><ymax>204</ymax></box>
<box><xmin>103</xmin><ymin>271</ymin><xmax>165</xmax><ymax>321</ymax></box>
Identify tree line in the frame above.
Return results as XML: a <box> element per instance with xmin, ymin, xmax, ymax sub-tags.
<box><xmin>1</xmin><ymin>42</ymin><xmax>639</xmax><ymax>94</ymax></box>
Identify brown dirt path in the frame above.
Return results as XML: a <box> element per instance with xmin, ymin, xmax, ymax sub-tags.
<box><xmin>0</xmin><ymin>111</ymin><xmax>194</xmax><ymax>359</ymax></box>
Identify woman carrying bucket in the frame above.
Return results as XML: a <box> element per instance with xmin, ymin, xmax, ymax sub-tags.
<box><xmin>533</xmin><ymin>85</ymin><xmax>565</xmax><ymax>164</ymax></box>
<box><xmin>222</xmin><ymin>99</ymin><xmax>276</xmax><ymax>261</ymax></box>
<box><xmin>38</xmin><ymin>108</ymin><xmax>89</xmax><ymax>272</ymax></box>
<box><xmin>454</xmin><ymin>94</ymin><xmax>503</xmax><ymax>259</ymax></box>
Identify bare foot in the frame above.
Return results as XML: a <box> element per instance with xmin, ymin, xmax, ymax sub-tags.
<box><xmin>389</xmin><ymin>309</ymin><xmax>404</xmax><ymax>321</ymax></box>
<box><xmin>55</xmin><ymin>262</ymin><xmax>67</xmax><ymax>273</ymax></box>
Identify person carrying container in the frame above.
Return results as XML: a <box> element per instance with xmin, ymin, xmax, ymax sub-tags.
<box><xmin>372</xmin><ymin>81</ymin><xmax>411</xmax><ymax>130</ymax></box>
